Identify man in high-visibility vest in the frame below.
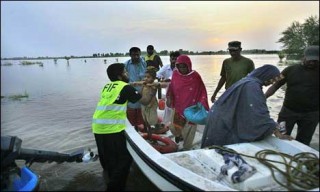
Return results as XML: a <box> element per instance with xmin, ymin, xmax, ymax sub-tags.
<box><xmin>92</xmin><ymin>63</ymin><xmax>155</xmax><ymax>191</ymax></box>
<box><xmin>145</xmin><ymin>45</ymin><xmax>163</xmax><ymax>99</ymax></box>
<box><xmin>144</xmin><ymin>45</ymin><xmax>163</xmax><ymax>71</ymax></box>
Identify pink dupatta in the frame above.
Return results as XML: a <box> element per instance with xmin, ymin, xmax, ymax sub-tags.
<box><xmin>166</xmin><ymin>55</ymin><xmax>209</xmax><ymax>117</ymax></box>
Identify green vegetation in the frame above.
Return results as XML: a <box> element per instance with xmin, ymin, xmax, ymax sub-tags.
<box><xmin>1</xmin><ymin>49</ymin><xmax>280</xmax><ymax>61</ymax></box>
<box><xmin>278</xmin><ymin>51</ymin><xmax>285</xmax><ymax>61</ymax></box>
<box><xmin>2</xmin><ymin>91</ymin><xmax>29</xmax><ymax>100</ymax></box>
<box><xmin>20</xmin><ymin>61</ymin><xmax>35</xmax><ymax>65</ymax></box>
<box><xmin>1</xmin><ymin>62</ymin><xmax>13</xmax><ymax>66</ymax></box>
<box><xmin>277</xmin><ymin>15</ymin><xmax>319</xmax><ymax>56</ymax></box>
<box><xmin>20</xmin><ymin>61</ymin><xmax>43</xmax><ymax>66</ymax></box>
<box><xmin>92</xmin><ymin>49</ymin><xmax>279</xmax><ymax>57</ymax></box>
<box><xmin>1</xmin><ymin>48</ymin><xmax>281</xmax><ymax>62</ymax></box>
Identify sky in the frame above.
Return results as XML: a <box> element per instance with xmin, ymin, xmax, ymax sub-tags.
<box><xmin>1</xmin><ymin>1</ymin><xmax>319</xmax><ymax>58</ymax></box>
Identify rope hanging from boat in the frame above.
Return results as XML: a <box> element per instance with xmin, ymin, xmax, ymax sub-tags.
<box><xmin>207</xmin><ymin>145</ymin><xmax>319</xmax><ymax>191</ymax></box>
<box><xmin>255</xmin><ymin>150</ymin><xmax>319</xmax><ymax>191</ymax></box>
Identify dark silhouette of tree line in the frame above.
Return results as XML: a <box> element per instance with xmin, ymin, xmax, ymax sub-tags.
<box><xmin>1</xmin><ymin>49</ymin><xmax>279</xmax><ymax>60</ymax></box>
<box><xmin>91</xmin><ymin>48</ymin><xmax>278</xmax><ymax>58</ymax></box>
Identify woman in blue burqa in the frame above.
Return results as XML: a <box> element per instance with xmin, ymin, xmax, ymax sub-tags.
<box><xmin>201</xmin><ymin>64</ymin><xmax>293</xmax><ymax>148</ymax></box>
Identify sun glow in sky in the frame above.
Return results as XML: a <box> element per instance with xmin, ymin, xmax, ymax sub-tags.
<box><xmin>1</xmin><ymin>1</ymin><xmax>319</xmax><ymax>58</ymax></box>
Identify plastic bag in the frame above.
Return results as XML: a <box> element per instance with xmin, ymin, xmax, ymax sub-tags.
<box><xmin>183</xmin><ymin>102</ymin><xmax>208</xmax><ymax>125</ymax></box>
<box><xmin>163</xmin><ymin>106</ymin><xmax>173</xmax><ymax>125</ymax></box>
<box><xmin>163</xmin><ymin>108</ymin><xmax>185</xmax><ymax>137</ymax></box>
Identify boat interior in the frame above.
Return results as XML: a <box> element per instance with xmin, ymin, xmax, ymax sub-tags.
<box><xmin>135</xmin><ymin>109</ymin><xmax>319</xmax><ymax>191</ymax></box>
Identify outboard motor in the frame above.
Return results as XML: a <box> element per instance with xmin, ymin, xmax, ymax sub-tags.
<box><xmin>1</xmin><ymin>135</ymin><xmax>98</xmax><ymax>191</ymax></box>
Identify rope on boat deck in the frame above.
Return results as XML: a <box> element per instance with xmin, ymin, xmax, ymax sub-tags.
<box><xmin>207</xmin><ymin>145</ymin><xmax>319</xmax><ymax>191</ymax></box>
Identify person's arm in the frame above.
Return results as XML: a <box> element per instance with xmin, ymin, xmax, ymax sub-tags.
<box><xmin>160</xmin><ymin>81</ymin><xmax>170</xmax><ymax>88</ymax></box>
<box><xmin>145</xmin><ymin>82</ymin><xmax>168</xmax><ymax>88</ymax></box>
<box><xmin>156</xmin><ymin>55</ymin><xmax>163</xmax><ymax>68</ymax></box>
<box><xmin>264</xmin><ymin>80</ymin><xmax>284</xmax><ymax>99</ymax></box>
<box><xmin>124</xmin><ymin>85</ymin><xmax>154</xmax><ymax>106</ymax></box>
<box><xmin>211</xmin><ymin>76</ymin><xmax>226</xmax><ymax>103</ymax></box>
<box><xmin>161</xmin><ymin>79</ymin><xmax>171</xmax><ymax>82</ymax></box>
<box><xmin>265</xmin><ymin>68</ymin><xmax>288</xmax><ymax>98</ymax></box>
<box><xmin>249</xmin><ymin>59</ymin><xmax>255</xmax><ymax>72</ymax></box>
<box><xmin>166</xmin><ymin>96</ymin><xmax>172</xmax><ymax>108</ymax></box>
<box><xmin>273</xmin><ymin>127</ymin><xmax>293</xmax><ymax>140</ymax></box>
<box><xmin>156</xmin><ymin>66</ymin><xmax>165</xmax><ymax>79</ymax></box>
<box><xmin>166</xmin><ymin>83</ymin><xmax>174</xmax><ymax>107</ymax></box>
<box><xmin>129</xmin><ymin>81</ymin><xmax>145</xmax><ymax>86</ymax></box>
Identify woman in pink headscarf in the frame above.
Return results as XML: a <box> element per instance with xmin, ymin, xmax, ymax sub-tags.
<box><xmin>166</xmin><ymin>55</ymin><xmax>209</xmax><ymax>150</ymax></box>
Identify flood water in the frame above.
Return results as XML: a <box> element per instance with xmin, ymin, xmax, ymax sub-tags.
<box><xmin>1</xmin><ymin>55</ymin><xmax>318</xmax><ymax>191</ymax></box>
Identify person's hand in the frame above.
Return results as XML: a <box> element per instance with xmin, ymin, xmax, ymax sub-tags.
<box><xmin>166</xmin><ymin>97</ymin><xmax>172</xmax><ymax>107</ymax></box>
<box><xmin>162</xmin><ymin>79</ymin><xmax>171</xmax><ymax>82</ymax></box>
<box><xmin>145</xmin><ymin>82</ymin><xmax>159</xmax><ymax>89</ymax></box>
<box><xmin>211</xmin><ymin>94</ymin><xmax>217</xmax><ymax>103</ymax></box>
<box><xmin>274</xmin><ymin>129</ymin><xmax>293</xmax><ymax>140</ymax></box>
<box><xmin>130</xmin><ymin>81</ymin><xmax>144</xmax><ymax>86</ymax></box>
<box><xmin>277</xmin><ymin>134</ymin><xmax>293</xmax><ymax>140</ymax></box>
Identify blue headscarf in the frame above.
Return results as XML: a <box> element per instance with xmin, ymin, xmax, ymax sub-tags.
<box><xmin>201</xmin><ymin>64</ymin><xmax>280</xmax><ymax>147</ymax></box>
<box><xmin>218</xmin><ymin>64</ymin><xmax>280</xmax><ymax>105</ymax></box>
<box><xmin>247</xmin><ymin>64</ymin><xmax>280</xmax><ymax>83</ymax></box>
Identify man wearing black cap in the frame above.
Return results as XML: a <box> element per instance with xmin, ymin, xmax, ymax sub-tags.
<box><xmin>265</xmin><ymin>45</ymin><xmax>319</xmax><ymax>146</ymax></box>
<box><xmin>211</xmin><ymin>41</ymin><xmax>255</xmax><ymax>103</ymax></box>
<box><xmin>145</xmin><ymin>45</ymin><xmax>163</xmax><ymax>71</ymax></box>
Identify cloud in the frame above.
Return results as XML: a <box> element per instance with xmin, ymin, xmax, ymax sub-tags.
<box><xmin>1</xmin><ymin>1</ymin><xmax>319</xmax><ymax>58</ymax></box>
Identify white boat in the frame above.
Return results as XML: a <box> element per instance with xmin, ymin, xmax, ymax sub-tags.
<box><xmin>125</xmin><ymin>110</ymin><xmax>319</xmax><ymax>191</ymax></box>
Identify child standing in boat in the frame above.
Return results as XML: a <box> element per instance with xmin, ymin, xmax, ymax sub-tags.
<box><xmin>132</xmin><ymin>66</ymin><xmax>166</xmax><ymax>133</ymax></box>
<box><xmin>141</xmin><ymin>66</ymin><xmax>158</xmax><ymax>128</ymax></box>
<box><xmin>142</xmin><ymin>66</ymin><xmax>166</xmax><ymax>132</ymax></box>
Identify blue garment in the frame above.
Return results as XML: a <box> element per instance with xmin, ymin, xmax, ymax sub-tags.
<box><xmin>215</xmin><ymin>147</ymin><xmax>257</xmax><ymax>183</ymax></box>
<box><xmin>124</xmin><ymin>57</ymin><xmax>147</xmax><ymax>109</ymax></box>
<box><xmin>201</xmin><ymin>65</ymin><xmax>280</xmax><ymax>147</ymax></box>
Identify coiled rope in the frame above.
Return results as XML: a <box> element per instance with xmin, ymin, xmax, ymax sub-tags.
<box><xmin>208</xmin><ymin>145</ymin><xmax>319</xmax><ymax>191</ymax></box>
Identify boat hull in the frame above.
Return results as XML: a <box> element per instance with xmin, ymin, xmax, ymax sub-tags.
<box><xmin>125</xmin><ymin>120</ymin><xmax>319</xmax><ymax>191</ymax></box>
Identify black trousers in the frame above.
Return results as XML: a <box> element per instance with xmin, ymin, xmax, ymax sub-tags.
<box><xmin>94</xmin><ymin>131</ymin><xmax>133</xmax><ymax>191</ymax></box>
<box><xmin>278</xmin><ymin>106</ymin><xmax>319</xmax><ymax>146</ymax></box>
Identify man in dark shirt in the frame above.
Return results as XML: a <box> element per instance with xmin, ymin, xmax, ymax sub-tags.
<box><xmin>211</xmin><ymin>41</ymin><xmax>255</xmax><ymax>103</ymax></box>
<box><xmin>265</xmin><ymin>46</ymin><xmax>319</xmax><ymax>146</ymax></box>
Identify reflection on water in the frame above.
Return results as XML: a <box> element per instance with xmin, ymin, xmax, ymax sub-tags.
<box><xmin>1</xmin><ymin>55</ymin><xmax>318</xmax><ymax>190</ymax></box>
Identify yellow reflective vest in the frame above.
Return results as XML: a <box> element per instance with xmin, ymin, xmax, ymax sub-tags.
<box><xmin>92</xmin><ymin>81</ymin><xmax>128</xmax><ymax>134</ymax></box>
<box><xmin>144</xmin><ymin>53</ymin><xmax>156</xmax><ymax>62</ymax></box>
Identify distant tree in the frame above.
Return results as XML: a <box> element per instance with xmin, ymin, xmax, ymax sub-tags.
<box><xmin>277</xmin><ymin>15</ymin><xmax>319</xmax><ymax>55</ymax></box>
<box><xmin>159</xmin><ymin>50</ymin><xmax>168</xmax><ymax>55</ymax></box>
<box><xmin>278</xmin><ymin>51</ymin><xmax>285</xmax><ymax>61</ymax></box>
<box><xmin>303</xmin><ymin>16</ymin><xmax>319</xmax><ymax>45</ymax></box>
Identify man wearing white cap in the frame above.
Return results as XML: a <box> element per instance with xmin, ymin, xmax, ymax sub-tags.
<box><xmin>265</xmin><ymin>45</ymin><xmax>319</xmax><ymax>146</ymax></box>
